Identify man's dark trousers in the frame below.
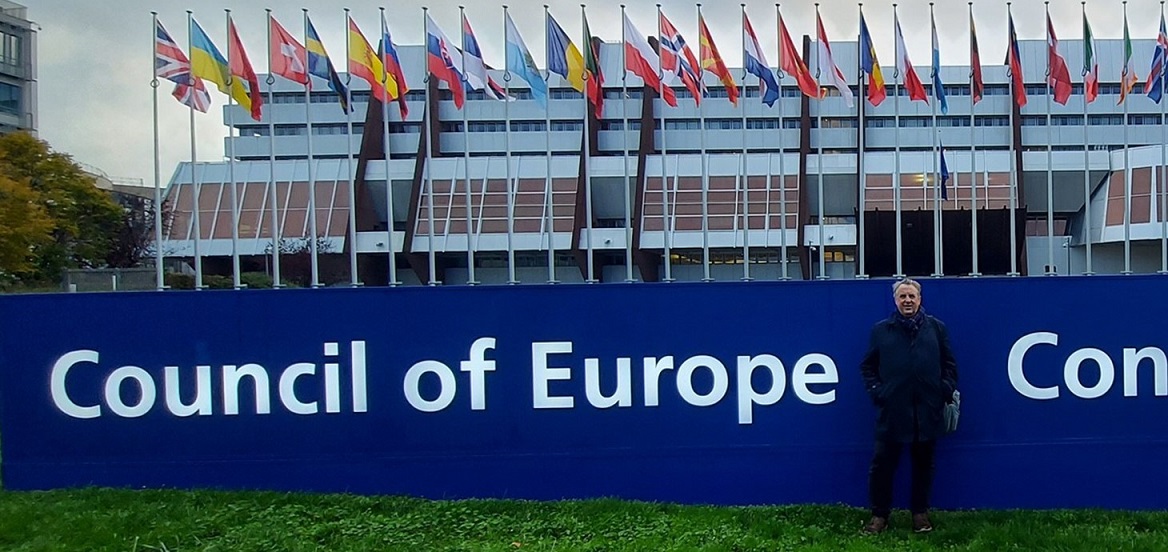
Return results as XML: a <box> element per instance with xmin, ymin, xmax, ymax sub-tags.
<box><xmin>868</xmin><ymin>439</ymin><xmax>937</xmax><ymax>518</ymax></box>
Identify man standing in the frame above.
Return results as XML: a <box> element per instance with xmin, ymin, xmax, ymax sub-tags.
<box><xmin>860</xmin><ymin>278</ymin><xmax>958</xmax><ymax>534</ymax></box>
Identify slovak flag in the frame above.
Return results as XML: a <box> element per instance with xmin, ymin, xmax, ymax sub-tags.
<box><xmin>622</xmin><ymin>13</ymin><xmax>678</xmax><ymax>107</ymax></box>
<box><xmin>425</xmin><ymin>14</ymin><xmax>467</xmax><ymax>109</ymax></box>
<box><xmin>743</xmin><ymin>12</ymin><xmax>781</xmax><ymax>107</ymax></box>
<box><xmin>659</xmin><ymin>11</ymin><xmax>704</xmax><ymax>105</ymax></box>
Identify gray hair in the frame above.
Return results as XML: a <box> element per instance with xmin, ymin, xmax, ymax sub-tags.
<box><xmin>892</xmin><ymin>278</ymin><xmax>921</xmax><ymax>294</ymax></box>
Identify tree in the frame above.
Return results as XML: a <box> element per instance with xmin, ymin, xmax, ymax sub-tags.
<box><xmin>0</xmin><ymin>132</ymin><xmax>124</xmax><ymax>285</ymax></box>
<box><xmin>105</xmin><ymin>194</ymin><xmax>171</xmax><ymax>269</ymax></box>
<box><xmin>0</xmin><ymin>173</ymin><xmax>53</xmax><ymax>284</ymax></box>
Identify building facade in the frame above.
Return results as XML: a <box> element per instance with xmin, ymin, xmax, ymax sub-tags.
<box><xmin>161</xmin><ymin>34</ymin><xmax>1168</xmax><ymax>285</ymax></box>
<box><xmin>0</xmin><ymin>0</ymin><xmax>34</xmax><ymax>135</ymax></box>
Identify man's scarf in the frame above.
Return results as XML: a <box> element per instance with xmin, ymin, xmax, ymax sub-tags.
<box><xmin>893</xmin><ymin>309</ymin><xmax>926</xmax><ymax>336</ymax></box>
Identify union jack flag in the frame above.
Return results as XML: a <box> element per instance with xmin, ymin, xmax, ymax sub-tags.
<box><xmin>172</xmin><ymin>78</ymin><xmax>211</xmax><ymax>113</ymax></box>
<box><xmin>155</xmin><ymin>20</ymin><xmax>192</xmax><ymax>85</ymax></box>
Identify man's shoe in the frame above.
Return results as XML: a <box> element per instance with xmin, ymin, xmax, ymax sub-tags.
<box><xmin>912</xmin><ymin>512</ymin><xmax>933</xmax><ymax>533</ymax></box>
<box><xmin>861</xmin><ymin>516</ymin><xmax>888</xmax><ymax>534</ymax></box>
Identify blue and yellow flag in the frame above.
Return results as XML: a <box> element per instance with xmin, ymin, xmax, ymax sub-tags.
<box><xmin>189</xmin><ymin>18</ymin><xmax>254</xmax><ymax>114</ymax></box>
<box><xmin>305</xmin><ymin>16</ymin><xmax>351</xmax><ymax>113</ymax></box>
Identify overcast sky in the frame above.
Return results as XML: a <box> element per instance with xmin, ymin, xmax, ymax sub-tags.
<box><xmin>30</xmin><ymin>0</ymin><xmax>1164</xmax><ymax>188</ymax></box>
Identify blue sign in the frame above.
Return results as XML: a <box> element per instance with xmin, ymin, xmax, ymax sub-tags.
<box><xmin>2</xmin><ymin>276</ymin><xmax>1166</xmax><ymax>508</ymax></box>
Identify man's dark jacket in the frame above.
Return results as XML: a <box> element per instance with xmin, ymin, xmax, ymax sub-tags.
<box><xmin>859</xmin><ymin>312</ymin><xmax>959</xmax><ymax>443</ymax></box>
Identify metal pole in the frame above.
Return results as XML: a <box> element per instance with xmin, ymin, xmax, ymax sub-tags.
<box><xmin>1082</xmin><ymin>1</ymin><xmax>1094</xmax><ymax>274</ymax></box>
<box><xmin>544</xmin><ymin>6</ymin><xmax>558</xmax><ymax>284</ymax></box>
<box><xmin>1046</xmin><ymin>2</ymin><xmax>1056</xmax><ymax>275</ymax></box>
<box><xmin>504</xmin><ymin>6</ymin><xmax>518</xmax><ymax>284</ymax></box>
<box><xmin>151</xmin><ymin>12</ymin><xmax>164</xmax><ymax>290</ymax></box>
<box><xmin>857</xmin><ymin>3</ymin><xmax>867</xmax><ymax>279</ymax></box>
<box><xmin>266</xmin><ymin>10</ymin><xmax>283</xmax><ymax>287</ymax></box>
<box><xmin>303</xmin><ymin>10</ymin><xmax>321</xmax><ymax>287</ymax></box>
<box><xmin>776</xmin><ymin>3</ymin><xmax>789</xmax><ymax>280</ymax></box>
<box><xmin>1007</xmin><ymin>3</ymin><xmax>1019</xmax><ymax>277</ymax></box>
<box><xmin>188</xmin><ymin>11</ymin><xmax>203</xmax><ymax>290</ymax></box>
<box><xmin>423</xmin><ymin>8</ymin><xmax>438</xmax><ymax>285</ymax></box>
<box><xmin>893</xmin><ymin>6</ymin><xmax>903</xmax><ymax>278</ymax></box>
<box><xmin>343</xmin><ymin>9</ymin><xmax>359</xmax><ymax>287</ymax></box>
<box><xmin>381</xmin><ymin>8</ymin><xmax>400</xmax><ymax>286</ymax></box>
<box><xmin>621</xmin><ymin>4</ymin><xmax>634</xmax><ymax>282</ymax></box>
<box><xmin>969</xmin><ymin>3</ymin><xmax>980</xmax><ymax>277</ymax></box>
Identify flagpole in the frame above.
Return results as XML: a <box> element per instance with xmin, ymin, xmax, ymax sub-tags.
<box><xmin>814</xmin><ymin>4</ymin><xmax>827</xmax><ymax>280</ymax></box>
<box><xmin>583</xmin><ymin>4</ymin><xmax>597</xmax><ymax>283</ymax></box>
<box><xmin>459</xmin><ymin>7</ymin><xmax>478</xmax><ymax>285</ymax></box>
<box><xmin>422</xmin><ymin>9</ymin><xmax>438</xmax><ymax>285</ymax></box>
<box><xmin>739</xmin><ymin>5</ymin><xmax>752</xmax><ymax>281</ymax></box>
<box><xmin>380</xmin><ymin>9</ymin><xmax>400</xmax><ymax>286</ymax></box>
<box><xmin>1045</xmin><ymin>2</ymin><xmax>1056</xmax><ymax>275</ymax></box>
<box><xmin>700</xmin><ymin>4</ymin><xmax>711</xmax><ymax>282</ymax></box>
<box><xmin>543</xmin><ymin>7</ymin><xmax>558</xmax><ymax>284</ymax></box>
<box><xmin>1162</xmin><ymin>0</ymin><xmax>1168</xmax><ymax>275</ymax></box>
<box><xmin>658</xmin><ymin>4</ymin><xmax>673</xmax><ymax>282</ymax></box>
<box><xmin>1123</xmin><ymin>1</ymin><xmax>1133</xmax><ymax>275</ymax></box>
<box><xmin>1082</xmin><ymin>1</ymin><xmax>1094</xmax><ymax>275</ymax></box>
<box><xmin>303</xmin><ymin>10</ymin><xmax>321</xmax><ymax>287</ymax></box>
<box><xmin>187</xmin><ymin>11</ymin><xmax>204</xmax><ymax>290</ymax></box>
<box><xmin>929</xmin><ymin>3</ymin><xmax>941</xmax><ymax>278</ymax></box>
<box><xmin>620</xmin><ymin>5</ymin><xmax>634</xmax><ymax>282</ymax></box>
<box><xmin>857</xmin><ymin>4</ymin><xmax>867</xmax><ymax>280</ymax></box>
<box><xmin>225</xmin><ymin>11</ymin><xmax>243</xmax><ymax>290</ymax></box>
<box><xmin>342</xmin><ymin>9</ymin><xmax>360</xmax><ymax>287</ymax></box>
<box><xmin>776</xmin><ymin>3</ymin><xmax>789</xmax><ymax>281</ymax></box>
<box><xmin>969</xmin><ymin>2</ymin><xmax>980</xmax><ymax>277</ymax></box>
<box><xmin>264</xmin><ymin>11</ymin><xmax>282</xmax><ymax>288</ymax></box>
<box><xmin>893</xmin><ymin>5</ymin><xmax>903</xmax><ymax>278</ymax></box>
<box><xmin>503</xmin><ymin>6</ymin><xmax>518</xmax><ymax>285</ymax></box>
<box><xmin>1007</xmin><ymin>2</ymin><xmax>1019</xmax><ymax>277</ymax></box>
<box><xmin>151</xmin><ymin>12</ymin><xmax>164</xmax><ymax>291</ymax></box>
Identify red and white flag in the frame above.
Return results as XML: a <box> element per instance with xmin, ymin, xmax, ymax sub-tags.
<box><xmin>894</xmin><ymin>13</ymin><xmax>928</xmax><ymax>103</ymax></box>
<box><xmin>270</xmin><ymin>15</ymin><xmax>308</xmax><ymax>85</ymax></box>
<box><xmin>622</xmin><ymin>13</ymin><xmax>678</xmax><ymax>107</ymax></box>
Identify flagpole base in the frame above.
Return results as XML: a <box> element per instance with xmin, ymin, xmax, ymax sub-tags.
<box><xmin>1007</xmin><ymin>272</ymin><xmax>1021</xmax><ymax>277</ymax></box>
<box><xmin>968</xmin><ymin>272</ymin><xmax>982</xmax><ymax>278</ymax></box>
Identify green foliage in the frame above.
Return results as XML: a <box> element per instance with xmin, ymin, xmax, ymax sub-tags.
<box><xmin>240</xmin><ymin>271</ymin><xmax>273</xmax><ymax>289</ymax></box>
<box><xmin>0</xmin><ymin>490</ymin><xmax>1166</xmax><ymax>551</ymax></box>
<box><xmin>0</xmin><ymin>133</ymin><xmax>124</xmax><ymax>287</ymax></box>
<box><xmin>0</xmin><ymin>173</ymin><xmax>53</xmax><ymax>284</ymax></box>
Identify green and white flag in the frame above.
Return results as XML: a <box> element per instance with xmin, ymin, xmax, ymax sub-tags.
<box><xmin>1083</xmin><ymin>11</ymin><xmax>1099</xmax><ymax>103</ymax></box>
<box><xmin>1120</xmin><ymin>13</ymin><xmax>1139</xmax><ymax>104</ymax></box>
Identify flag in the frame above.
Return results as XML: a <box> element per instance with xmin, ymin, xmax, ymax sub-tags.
<box><xmin>1120</xmin><ymin>13</ymin><xmax>1139</xmax><ymax>104</ymax></box>
<box><xmin>425</xmin><ymin>14</ymin><xmax>467</xmax><ymax>109</ymax></box>
<box><xmin>659</xmin><ymin>11</ymin><xmax>704</xmax><ymax>106</ymax></box>
<box><xmin>1083</xmin><ymin>12</ymin><xmax>1099</xmax><ymax>103</ymax></box>
<box><xmin>228</xmin><ymin>18</ymin><xmax>264</xmax><ymax>121</ymax></box>
<box><xmin>779</xmin><ymin>12</ymin><xmax>818</xmax><ymax>99</ymax></box>
<box><xmin>931</xmin><ymin>13</ymin><xmax>948</xmax><ymax>114</ymax></box>
<box><xmin>970</xmin><ymin>11</ymin><xmax>983</xmax><ymax>104</ymax></box>
<box><xmin>816</xmin><ymin>13</ymin><xmax>854</xmax><ymax>107</ymax></box>
<box><xmin>744</xmin><ymin>12</ymin><xmax>781</xmax><ymax>106</ymax></box>
<box><xmin>699</xmin><ymin>15</ymin><xmax>738</xmax><ymax>106</ymax></box>
<box><xmin>306</xmin><ymin>16</ymin><xmax>351</xmax><ymax>113</ymax></box>
<box><xmin>1145</xmin><ymin>13</ymin><xmax>1168</xmax><ymax>103</ymax></box>
<box><xmin>506</xmin><ymin>12</ymin><xmax>548</xmax><ymax>109</ymax></box>
<box><xmin>173</xmin><ymin>79</ymin><xmax>211</xmax><ymax>113</ymax></box>
<box><xmin>347</xmin><ymin>16</ymin><xmax>397</xmax><ymax>104</ymax></box>
<box><xmin>1046</xmin><ymin>13</ymin><xmax>1073</xmax><ymax>105</ymax></box>
<box><xmin>940</xmin><ymin>144</ymin><xmax>950</xmax><ymax>200</ymax></box>
<box><xmin>583</xmin><ymin>13</ymin><xmax>605</xmax><ymax>115</ymax></box>
<box><xmin>270</xmin><ymin>16</ymin><xmax>308</xmax><ymax>85</ymax></box>
<box><xmin>155</xmin><ymin>20</ymin><xmax>192</xmax><ymax>85</ymax></box>
<box><xmin>546</xmin><ymin>13</ymin><xmax>586</xmax><ymax>94</ymax></box>
<box><xmin>894</xmin><ymin>14</ymin><xmax>928</xmax><ymax>103</ymax></box>
<box><xmin>1006</xmin><ymin>12</ymin><xmax>1027</xmax><ymax>107</ymax></box>
<box><xmin>859</xmin><ymin>13</ymin><xmax>886</xmax><ymax>106</ymax></box>
<box><xmin>190</xmin><ymin>18</ymin><xmax>257</xmax><ymax>116</ymax></box>
<box><xmin>622</xmin><ymin>12</ymin><xmax>678</xmax><ymax>107</ymax></box>
<box><xmin>381</xmin><ymin>13</ymin><xmax>410</xmax><ymax>117</ymax></box>
<box><xmin>462</xmin><ymin>13</ymin><xmax>511</xmax><ymax>102</ymax></box>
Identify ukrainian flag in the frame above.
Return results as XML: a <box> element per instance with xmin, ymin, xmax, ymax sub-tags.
<box><xmin>189</xmin><ymin>18</ymin><xmax>254</xmax><ymax>114</ymax></box>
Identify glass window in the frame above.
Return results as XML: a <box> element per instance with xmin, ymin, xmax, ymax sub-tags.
<box><xmin>0</xmin><ymin>82</ymin><xmax>19</xmax><ymax>114</ymax></box>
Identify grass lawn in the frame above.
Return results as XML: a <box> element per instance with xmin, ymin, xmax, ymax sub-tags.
<box><xmin>0</xmin><ymin>489</ymin><xmax>1165</xmax><ymax>551</ymax></box>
